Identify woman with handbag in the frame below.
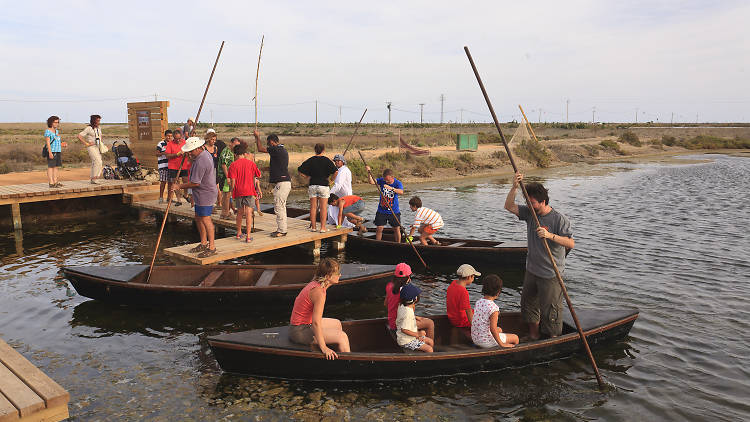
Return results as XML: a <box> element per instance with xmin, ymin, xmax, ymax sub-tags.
<box><xmin>44</xmin><ymin>115</ymin><xmax>65</xmax><ymax>188</ymax></box>
<box><xmin>77</xmin><ymin>114</ymin><xmax>105</xmax><ymax>184</ymax></box>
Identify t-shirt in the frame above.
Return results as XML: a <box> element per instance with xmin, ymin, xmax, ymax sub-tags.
<box><xmin>412</xmin><ymin>207</ymin><xmax>444</xmax><ymax>230</ymax></box>
<box><xmin>297</xmin><ymin>155</ymin><xmax>337</xmax><ymax>186</ymax></box>
<box><xmin>267</xmin><ymin>145</ymin><xmax>291</xmax><ymax>183</ymax></box>
<box><xmin>182</xmin><ymin>124</ymin><xmax>194</xmax><ymax>137</ymax></box>
<box><xmin>228</xmin><ymin>157</ymin><xmax>261</xmax><ymax>198</ymax></box>
<box><xmin>156</xmin><ymin>140</ymin><xmax>168</xmax><ymax>169</ymax></box>
<box><xmin>376</xmin><ymin>178</ymin><xmax>403</xmax><ymax>214</ymax></box>
<box><xmin>79</xmin><ymin>126</ymin><xmax>101</xmax><ymax>145</ymax></box>
<box><xmin>331</xmin><ymin>165</ymin><xmax>352</xmax><ymax>197</ymax></box>
<box><xmin>385</xmin><ymin>282</ymin><xmax>401</xmax><ymax>330</ymax></box>
<box><xmin>340</xmin><ymin>195</ymin><xmax>362</xmax><ymax>209</ymax></box>
<box><xmin>44</xmin><ymin>129</ymin><xmax>61</xmax><ymax>153</ymax></box>
<box><xmin>471</xmin><ymin>298</ymin><xmax>500</xmax><ymax>348</ymax></box>
<box><xmin>395</xmin><ymin>305</ymin><xmax>417</xmax><ymax>346</ymax></box>
<box><xmin>446</xmin><ymin>281</ymin><xmax>471</xmax><ymax>327</ymax></box>
<box><xmin>218</xmin><ymin>146</ymin><xmax>234</xmax><ymax>178</ymax></box>
<box><xmin>189</xmin><ymin>149</ymin><xmax>218</xmax><ymax>206</ymax></box>
<box><xmin>518</xmin><ymin>205</ymin><xmax>573</xmax><ymax>278</ymax></box>
<box><xmin>165</xmin><ymin>140</ymin><xmax>190</xmax><ymax>170</ymax></box>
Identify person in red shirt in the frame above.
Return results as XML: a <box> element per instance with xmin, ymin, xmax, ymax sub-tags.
<box><xmin>447</xmin><ymin>264</ymin><xmax>480</xmax><ymax>328</ymax></box>
<box><xmin>164</xmin><ymin>128</ymin><xmax>191</xmax><ymax>206</ymax></box>
<box><xmin>228</xmin><ymin>141</ymin><xmax>261</xmax><ymax>242</ymax></box>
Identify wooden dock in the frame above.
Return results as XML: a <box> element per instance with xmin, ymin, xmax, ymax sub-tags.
<box><xmin>0</xmin><ymin>338</ymin><xmax>69</xmax><ymax>422</ymax></box>
<box><xmin>132</xmin><ymin>199</ymin><xmax>353</xmax><ymax>265</ymax></box>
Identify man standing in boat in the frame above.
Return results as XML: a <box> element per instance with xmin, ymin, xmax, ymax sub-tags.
<box><xmin>504</xmin><ymin>173</ymin><xmax>574</xmax><ymax>340</ymax></box>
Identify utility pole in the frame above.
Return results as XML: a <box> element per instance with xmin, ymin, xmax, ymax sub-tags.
<box><xmin>386</xmin><ymin>101</ymin><xmax>392</xmax><ymax>125</ymax></box>
<box><xmin>210</xmin><ymin>109</ymin><xmax>214</xmax><ymax>127</ymax></box>
<box><xmin>315</xmin><ymin>100</ymin><xmax>318</xmax><ymax>125</ymax></box>
<box><xmin>671</xmin><ymin>112</ymin><xmax>674</xmax><ymax>125</ymax></box>
<box><xmin>592</xmin><ymin>107</ymin><xmax>596</xmax><ymax>124</ymax></box>
<box><xmin>635</xmin><ymin>108</ymin><xmax>638</xmax><ymax>124</ymax></box>
<box><xmin>538</xmin><ymin>108</ymin><xmax>542</xmax><ymax>124</ymax></box>
<box><xmin>419</xmin><ymin>103</ymin><xmax>425</xmax><ymax>124</ymax></box>
<box><xmin>566</xmin><ymin>99</ymin><xmax>569</xmax><ymax>123</ymax></box>
<box><xmin>154</xmin><ymin>93</ymin><xmax>158</xmax><ymax>101</ymax></box>
<box><xmin>696</xmin><ymin>113</ymin><xmax>699</xmax><ymax>124</ymax></box>
<box><xmin>339</xmin><ymin>105</ymin><xmax>342</xmax><ymax>124</ymax></box>
<box><xmin>460</xmin><ymin>108</ymin><xmax>464</xmax><ymax>124</ymax></box>
<box><xmin>440</xmin><ymin>94</ymin><xmax>445</xmax><ymax>124</ymax></box>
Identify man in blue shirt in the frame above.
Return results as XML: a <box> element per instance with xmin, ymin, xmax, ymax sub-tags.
<box><xmin>366</xmin><ymin>166</ymin><xmax>404</xmax><ymax>242</ymax></box>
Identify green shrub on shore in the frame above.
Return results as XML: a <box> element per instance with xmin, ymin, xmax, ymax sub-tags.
<box><xmin>458</xmin><ymin>152</ymin><xmax>474</xmax><ymax>163</ymax></box>
<box><xmin>619</xmin><ymin>130</ymin><xmax>641</xmax><ymax>146</ymax></box>
<box><xmin>490</xmin><ymin>150</ymin><xmax>508</xmax><ymax>161</ymax></box>
<box><xmin>600</xmin><ymin>139</ymin><xmax>625</xmax><ymax>154</ymax></box>
<box><xmin>661</xmin><ymin>135</ymin><xmax>676</xmax><ymax>146</ymax></box>
<box><xmin>429</xmin><ymin>156</ymin><xmax>455</xmax><ymax>168</ymax></box>
<box><xmin>682</xmin><ymin>135</ymin><xmax>750</xmax><ymax>149</ymax></box>
<box><xmin>514</xmin><ymin>138</ymin><xmax>552</xmax><ymax>167</ymax></box>
<box><xmin>582</xmin><ymin>144</ymin><xmax>600</xmax><ymax>156</ymax></box>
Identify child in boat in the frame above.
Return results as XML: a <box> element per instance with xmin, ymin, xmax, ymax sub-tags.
<box><xmin>396</xmin><ymin>284</ymin><xmax>434</xmax><ymax>353</ymax></box>
<box><xmin>447</xmin><ymin>264</ymin><xmax>479</xmax><ymax>329</ymax></box>
<box><xmin>471</xmin><ymin>274</ymin><xmax>519</xmax><ymax>348</ymax></box>
<box><xmin>407</xmin><ymin>196</ymin><xmax>444</xmax><ymax>246</ymax></box>
<box><xmin>385</xmin><ymin>263</ymin><xmax>434</xmax><ymax>339</ymax></box>
<box><xmin>328</xmin><ymin>194</ymin><xmax>366</xmax><ymax>226</ymax></box>
<box><xmin>289</xmin><ymin>258</ymin><xmax>350</xmax><ymax>360</ymax></box>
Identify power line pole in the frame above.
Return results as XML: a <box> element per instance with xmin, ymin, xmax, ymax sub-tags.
<box><xmin>566</xmin><ymin>99</ymin><xmax>569</xmax><ymax>123</ymax></box>
<box><xmin>592</xmin><ymin>107</ymin><xmax>596</xmax><ymax>124</ymax></box>
<box><xmin>419</xmin><ymin>103</ymin><xmax>425</xmax><ymax>124</ymax></box>
<box><xmin>154</xmin><ymin>93</ymin><xmax>158</xmax><ymax>101</ymax></box>
<box><xmin>386</xmin><ymin>101</ymin><xmax>392</xmax><ymax>125</ymax></box>
<box><xmin>671</xmin><ymin>112</ymin><xmax>674</xmax><ymax>125</ymax></box>
<box><xmin>440</xmin><ymin>94</ymin><xmax>445</xmax><ymax>124</ymax></box>
<box><xmin>460</xmin><ymin>108</ymin><xmax>464</xmax><ymax>124</ymax></box>
<box><xmin>635</xmin><ymin>108</ymin><xmax>638</xmax><ymax>124</ymax></box>
<box><xmin>538</xmin><ymin>108</ymin><xmax>542</xmax><ymax>124</ymax></box>
<box><xmin>315</xmin><ymin>100</ymin><xmax>318</xmax><ymax>125</ymax></box>
<box><xmin>339</xmin><ymin>105</ymin><xmax>342</xmax><ymax>123</ymax></box>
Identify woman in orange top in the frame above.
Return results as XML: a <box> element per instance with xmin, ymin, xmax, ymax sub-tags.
<box><xmin>289</xmin><ymin>258</ymin><xmax>351</xmax><ymax>360</ymax></box>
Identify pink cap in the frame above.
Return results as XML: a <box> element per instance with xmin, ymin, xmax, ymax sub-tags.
<box><xmin>394</xmin><ymin>263</ymin><xmax>412</xmax><ymax>277</ymax></box>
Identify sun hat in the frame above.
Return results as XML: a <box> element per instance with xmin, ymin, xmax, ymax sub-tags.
<box><xmin>456</xmin><ymin>264</ymin><xmax>481</xmax><ymax>278</ymax></box>
<box><xmin>394</xmin><ymin>263</ymin><xmax>412</xmax><ymax>277</ymax></box>
<box><xmin>400</xmin><ymin>283</ymin><xmax>421</xmax><ymax>303</ymax></box>
<box><xmin>188</xmin><ymin>117</ymin><xmax>195</xmax><ymax>123</ymax></box>
<box><xmin>333</xmin><ymin>154</ymin><xmax>346</xmax><ymax>164</ymax></box>
<box><xmin>205</xmin><ymin>128</ymin><xmax>216</xmax><ymax>135</ymax></box>
<box><xmin>182</xmin><ymin>136</ymin><xmax>206</xmax><ymax>153</ymax></box>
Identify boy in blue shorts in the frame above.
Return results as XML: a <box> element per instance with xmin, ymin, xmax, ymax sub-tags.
<box><xmin>365</xmin><ymin>167</ymin><xmax>404</xmax><ymax>242</ymax></box>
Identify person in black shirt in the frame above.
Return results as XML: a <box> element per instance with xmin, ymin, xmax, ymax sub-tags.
<box><xmin>254</xmin><ymin>130</ymin><xmax>292</xmax><ymax>237</ymax></box>
<box><xmin>297</xmin><ymin>143</ymin><xmax>337</xmax><ymax>232</ymax></box>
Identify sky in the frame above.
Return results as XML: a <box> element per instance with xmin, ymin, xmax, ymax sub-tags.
<box><xmin>1</xmin><ymin>0</ymin><xmax>748</xmax><ymax>124</ymax></box>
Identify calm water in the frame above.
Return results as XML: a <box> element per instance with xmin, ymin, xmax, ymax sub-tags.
<box><xmin>1</xmin><ymin>154</ymin><xmax>748</xmax><ymax>421</ymax></box>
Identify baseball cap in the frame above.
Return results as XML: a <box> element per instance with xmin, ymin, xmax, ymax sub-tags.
<box><xmin>205</xmin><ymin>128</ymin><xmax>216</xmax><ymax>135</ymax></box>
<box><xmin>333</xmin><ymin>154</ymin><xmax>346</xmax><ymax>164</ymax></box>
<box><xmin>456</xmin><ymin>264</ymin><xmax>481</xmax><ymax>278</ymax></box>
<box><xmin>394</xmin><ymin>263</ymin><xmax>412</xmax><ymax>277</ymax></box>
<box><xmin>400</xmin><ymin>283</ymin><xmax>421</xmax><ymax>302</ymax></box>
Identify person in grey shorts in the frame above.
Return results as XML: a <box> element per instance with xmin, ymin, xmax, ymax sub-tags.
<box><xmin>297</xmin><ymin>143</ymin><xmax>337</xmax><ymax>233</ymax></box>
<box><xmin>504</xmin><ymin>173</ymin><xmax>575</xmax><ymax>340</ymax></box>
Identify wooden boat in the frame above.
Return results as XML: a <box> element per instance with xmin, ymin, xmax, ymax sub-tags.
<box><xmin>61</xmin><ymin>263</ymin><xmax>394</xmax><ymax>309</ymax></box>
<box><xmin>207</xmin><ymin>307</ymin><xmax>638</xmax><ymax>381</ymax></box>
<box><xmin>277</xmin><ymin>206</ymin><xmax>528</xmax><ymax>266</ymax></box>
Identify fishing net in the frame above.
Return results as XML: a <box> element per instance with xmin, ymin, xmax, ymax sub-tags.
<box><xmin>509</xmin><ymin>121</ymin><xmax>531</xmax><ymax>145</ymax></box>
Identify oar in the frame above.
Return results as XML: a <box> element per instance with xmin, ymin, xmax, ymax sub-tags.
<box><xmin>463</xmin><ymin>46</ymin><xmax>605</xmax><ymax>390</ymax></box>
<box><xmin>251</xmin><ymin>35</ymin><xmax>265</xmax><ymax>233</ymax></box>
<box><xmin>341</xmin><ymin>108</ymin><xmax>368</xmax><ymax>156</ymax></box>
<box><xmin>357</xmin><ymin>150</ymin><xmax>429</xmax><ymax>270</ymax></box>
<box><xmin>146</xmin><ymin>154</ymin><xmax>187</xmax><ymax>284</ymax></box>
<box><xmin>194</xmin><ymin>41</ymin><xmax>225</xmax><ymax>125</ymax></box>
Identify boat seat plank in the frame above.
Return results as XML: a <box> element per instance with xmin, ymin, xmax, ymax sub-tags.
<box><xmin>199</xmin><ymin>270</ymin><xmax>224</xmax><ymax>287</ymax></box>
<box><xmin>0</xmin><ymin>363</ymin><xmax>44</xmax><ymax>418</ymax></box>
<box><xmin>293</xmin><ymin>213</ymin><xmax>310</xmax><ymax>220</ymax></box>
<box><xmin>0</xmin><ymin>393</ymin><xmax>18</xmax><ymax>422</ymax></box>
<box><xmin>0</xmin><ymin>341</ymin><xmax>69</xmax><ymax>409</ymax></box>
<box><xmin>255</xmin><ymin>270</ymin><xmax>277</xmax><ymax>287</ymax></box>
<box><xmin>446</xmin><ymin>242</ymin><xmax>467</xmax><ymax>247</ymax></box>
<box><xmin>362</xmin><ymin>231</ymin><xmax>376</xmax><ymax>237</ymax></box>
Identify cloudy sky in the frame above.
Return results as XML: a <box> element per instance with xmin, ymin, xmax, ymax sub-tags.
<box><xmin>1</xmin><ymin>1</ymin><xmax>748</xmax><ymax>124</ymax></box>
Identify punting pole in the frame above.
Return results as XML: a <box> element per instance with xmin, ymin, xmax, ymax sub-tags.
<box><xmin>195</xmin><ymin>41</ymin><xmax>225</xmax><ymax>124</ymax></box>
<box><xmin>146</xmin><ymin>154</ymin><xmax>187</xmax><ymax>284</ymax></box>
<box><xmin>254</xmin><ymin>35</ymin><xmax>264</xmax><ymax>134</ymax></box>
<box><xmin>341</xmin><ymin>108</ymin><xmax>368</xmax><ymax>156</ymax></box>
<box><xmin>357</xmin><ymin>150</ymin><xmax>429</xmax><ymax>270</ymax></box>
<box><xmin>463</xmin><ymin>46</ymin><xmax>605</xmax><ymax>390</ymax></box>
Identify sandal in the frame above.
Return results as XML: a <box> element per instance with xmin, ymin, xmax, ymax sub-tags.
<box><xmin>270</xmin><ymin>231</ymin><xmax>287</xmax><ymax>238</ymax></box>
<box><xmin>236</xmin><ymin>232</ymin><xmax>244</xmax><ymax>240</ymax></box>
<box><xmin>197</xmin><ymin>248</ymin><xmax>217</xmax><ymax>258</ymax></box>
<box><xmin>189</xmin><ymin>243</ymin><xmax>208</xmax><ymax>253</ymax></box>
<box><xmin>245</xmin><ymin>235</ymin><xmax>252</xmax><ymax>243</ymax></box>
<box><xmin>319</xmin><ymin>228</ymin><xmax>329</xmax><ymax>233</ymax></box>
<box><xmin>219</xmin><ymin>213</ymin><xmax>231</xmax><ymax>220</ymax></box>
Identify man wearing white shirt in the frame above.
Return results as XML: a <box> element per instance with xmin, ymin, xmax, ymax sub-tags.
<box><xmin>330</xmin><ymin>154</ymin><xmax>352</xmax><ymax>197</ymax></box>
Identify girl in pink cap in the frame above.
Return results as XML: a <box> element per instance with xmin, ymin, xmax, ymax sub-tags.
<box><xmin>384</xmin><ymin>263</ymin><xmax>434</xmax><ymax>341</ymax></box>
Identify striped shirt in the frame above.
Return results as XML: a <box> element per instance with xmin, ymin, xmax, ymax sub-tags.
<box><xmin>156</xmin><ymin>140</ymin><xmax>168</xmax><ymax>169</ymax></box>
<box><xmin>412</xmin><ymin>207</ymin><xmax>444</xmax><ymax>230</ymax></box>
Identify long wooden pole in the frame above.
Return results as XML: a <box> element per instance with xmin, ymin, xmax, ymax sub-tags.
<box><xmin>357</xmin><ymin>150</ymin><xmax>429</xmax><ymax>270</ymax></box>
<box><xmin>341</xmin><ymin>108</ymin><xmax>367</xmax><ymax>156</ymax></box>
<box><xmin>254</xmin><ymin>35</ymin><xmax>264</xmax><ymax>133</ymax></box>
<box><xmin>146</xmin><ymin>154</ymin><xmax>187</xmax><ymax>284</ymax></box>
<box><xmin>195</xmin><ymin>41</ymin><xmax>225</xmax><ymax>124</ymax></box>
<box><xmin>518</xmin><ymin>105</ymin><xmax>542</xmax><ymax>144</ymax></box>
<box><xmin>463</xmin><ymin>46</ymin><xmax>605</xmax><ymax>389</ymax></box>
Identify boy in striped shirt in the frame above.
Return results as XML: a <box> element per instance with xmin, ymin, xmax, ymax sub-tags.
<box><xmin>408</xmin><ymin>196</ymin><xmax>444</xmax><ymax>246</ymax></box>
<box><xmin>155</xmin><ymin>130</ymin><xmax>172</xmax><ymax>203</ymax></box>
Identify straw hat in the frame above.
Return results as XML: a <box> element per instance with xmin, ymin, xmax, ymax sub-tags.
<box><xmin>456</xmin><ymin>264</ymin><xmax>481</xmax><ymax>277</ymax></box>
<box><xmin>182</xmin><ymin>136</ymin><xmax>205</xmax><ymax>153</ymax></box>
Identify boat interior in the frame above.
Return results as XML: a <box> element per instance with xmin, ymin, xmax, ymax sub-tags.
<box><xmin>358</xmin><ymin>228</ymin><xmax>513</xmax><ymax>248</ymax></box>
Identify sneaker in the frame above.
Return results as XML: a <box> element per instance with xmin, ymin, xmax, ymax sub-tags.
<box><xmin>270</xmin><ymin>231</ymin><xmax>287</xmax><ymax>238</ymax></box>
<box><xmin>54</xmin><ymin>182</ymin><xmax>63</xmax><ymax>187</ymax></box>
<box><xmin>197</xmin><ymin>248</ymin><xmax>217</xmax><ymax>258</ymax></box>
<box><xmin>189</xmin><ymin>243</ymin><xmax>208</xmax><ymax>253</ymax></box>
<box><xmin>158</xmin><ymin>198</ymin><xmax>164</xmax><ymax>204</ymax></box>
<box><xmin>90</xmin><ymin>180</ymin><xmax>98</xmax><ymax>185</ymax></box>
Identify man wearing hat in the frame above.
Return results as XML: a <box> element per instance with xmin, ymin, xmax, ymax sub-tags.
<box><xmin>447</xmin><ymin>264</ymin><xmax>481</xmax><ymax>329</ymax></box>
<box><xmin>170</xmin><ymin>137</ymin><xmax>219</xmax><ymax>258</ymax></box>
<box><xmin>330</xmin><ymin>154</ymin><xmax>352</xmax><ymax>198</ymax></box>
<box><xmin>183</xmin><ymin>117</ymin><xmax>196</xmax><ymax>138</ymax></box>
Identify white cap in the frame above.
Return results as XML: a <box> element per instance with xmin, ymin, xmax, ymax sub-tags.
<box><xmin>205</xmin><ymin>128</ymin><xmax>216</xmax><ymax>135</ymax></box>
<box><xmin>456</xmin><ymin>264</ymin><xmax>481</xmax><ymax>278</ymax></box>
<box><xmin>188</xmin><ymin>117</ymin><xmax>195</xmax><ymax>123</ymax></box>
<box><xmin>181</xmin><ymin>136</ymin><xmax>205</xmax><ymax>152</ymax></box>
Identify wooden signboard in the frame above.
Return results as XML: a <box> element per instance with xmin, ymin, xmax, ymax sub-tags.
<box><xmin>127</xmin><ymin>101</ymin><xmax>169</xmax><ymax>169</ymax></box>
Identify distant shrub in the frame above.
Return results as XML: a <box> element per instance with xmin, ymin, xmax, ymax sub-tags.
<box><xmin>618</xmin><ymin>130</ymin><xmax>641</xmax><ymax>146</ymax></box>
<box><xmin>347</xmin><ymin>159</ymin><xmax>368</xmax><ymax>182</ymax></box>
<box><xmin>682</xmin><ymin>135</ymin><xmax>750</xmax><ymax>150</ymax></box>
<box><xmin>582</xmin><ymin>144</ymin><xmax>600</xmax><ymax>156</ymax></box>
<box><xmin>458</xmin><ymin>152</ymin><xmax>474</xmax><ymax>163</ymax></box>
<box><xmin>429</xmin><ymin>156</ymin><xmax>455</xmax><ymax>168</ymax></box>
<box><xmin>599</xmin><ymin>139</ymin><xmax>625</xmax><ymax>154</ymax></box>
<box><xmin>410</xmin><ymin>160</ymin><xmax>432</xmax><ymax>177</ymax></box>
<box><xmin>490</xmin><ymin>150</ymin><xmax>508</xmax><ymax>161</ymax></box>
<box><xmin>661</xmin><ymin>135</ymin><xmax>676</xmax><ymax>146</ymax></box>
<box><xmin>514</xmin><ymin>138</ymin><xmax>552</xmax><ymax>167</ymax></box>
<box><xmin>0</xmin><ymin>162</ymin><xmax>10</xmax><ymax>174</ymax></box>
<box><xmin>478</xmin><ymin>132</ymin><xmax>501</xmax><ymax>143</ymax></box>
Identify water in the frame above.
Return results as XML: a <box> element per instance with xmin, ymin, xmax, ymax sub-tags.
<box><xmin>1</xmin><ymin>153</ymin><xmax>748</xmax><ymax>420</ymax></box>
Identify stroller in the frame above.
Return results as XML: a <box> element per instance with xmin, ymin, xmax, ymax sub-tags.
<box><xmin>110</xmin><ymin>140</ymin><xmax>143</xmax><ymax>180</ymax></box>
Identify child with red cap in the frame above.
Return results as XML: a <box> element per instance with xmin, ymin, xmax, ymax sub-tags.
<box><xmin>385</xmin><ymin>263</ymin><xmax>434</xmax><ymax>341</ymax></box>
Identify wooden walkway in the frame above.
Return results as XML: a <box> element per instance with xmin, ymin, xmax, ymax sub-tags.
<box><xmin>132</xmin><ymin>199</ymin><xmax>353</xmax><ymax>265</ymax></box>
<box><xmin>0</xmin><ymin>338</ymin><xmax>69</xmax><ymax>422</ymax></box>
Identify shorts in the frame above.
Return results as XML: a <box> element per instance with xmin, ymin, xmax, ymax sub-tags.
<box><xmin>374</xmin><ymin>211</ymin><xmax>401</xmax><ymax>228</ymax></box>
<box><xmin>194</xmin><ymin>205</ymin><xmax>214</xmax><ymax>217</ymax></box>
<box><xmin>308</xmin><ymin>185</ymin><xmax>330</xmax><ymax>199</ymax></box>
<box><xmin>476</xmin><ymin>333</ymin><xmax>508</xmax><ymax>348</ymax></box>
<box><xmin>158</xmin><ymin>168</ymin><xmax>169</xmax><ymax>182</ymax></box>
<box><xmin>289</xmin><ymin>324</ymin><xmax>314</xmax><ymax>345</ymax></box>
<box><xmin>47</xmin><ymin>152</ymin><xmax>62</xmax><ymax>168</ymax></box>
<box><xmin>420</xmin><ymin>224</ymin><xmax>438</xmax><ymax>235</ymax></box>
<box><xmin>218</xmin><ymin>175</ymin><xmax>230</xmax><ymax>192</ymax></box>
<box><xmin>169</xmin><ymin>169</ymin><xmax>188</xmax><ymax>180</ymax></box>
<box><xmin>520</xmin><ymin>271</ymin><xmax>563</xmax><ymax>337</ymax></box>
<box><xmin>402</xmin><ymin>338</ymin><xmax>425</xmax><ymax>351</ymax></box>
<box><xmin>342</xmin><ymin>199</ymin><xmax>365</xmax><ymax>216</ymax></box>
<box><xmin>234</xmin><ymin>196</ymin><xmax>257</xmax><ymax>210</ymax></box>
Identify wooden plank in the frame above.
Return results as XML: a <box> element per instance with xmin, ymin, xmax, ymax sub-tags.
<box><xmin>255</xmin><ymin>270</ymin><xmax>276</xmax><ymax>287</ymax></box>
<box><xmin>17</xmin><ymin>404</ymin><xmax>68</xmax><ymax>422</ymax></box>
<box><xmin>0</xmin><ymin>341</ymin><xmax>69</xmax><ymax>409</ymax></box>
<box><xmin>0</xmin><ymin>392</ymin><xmax>18</xmax><ymax>422</ymax></box>
<box><xmin>446</xmin><ymin>242</ymin><xmax>467</xmax><ymax>247</ymax></box>
<box><xmin>127</xmin><ymin>101</ymin><xmax>168</xmax><ymax>109</ymax></box>
<box><xmin>198</xmin><ymin>270</ymin><xmax>224</xmax><ymax>287</ymax></box>
<box><xmin>0</xmin><ymin>363</ymin><xmax>44</xmax><ymax>418</ymax></box>
<box><xmin>293</xmin><ymin>213</ymin><xmax>311</xmax><ymax>220</ymax></box>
